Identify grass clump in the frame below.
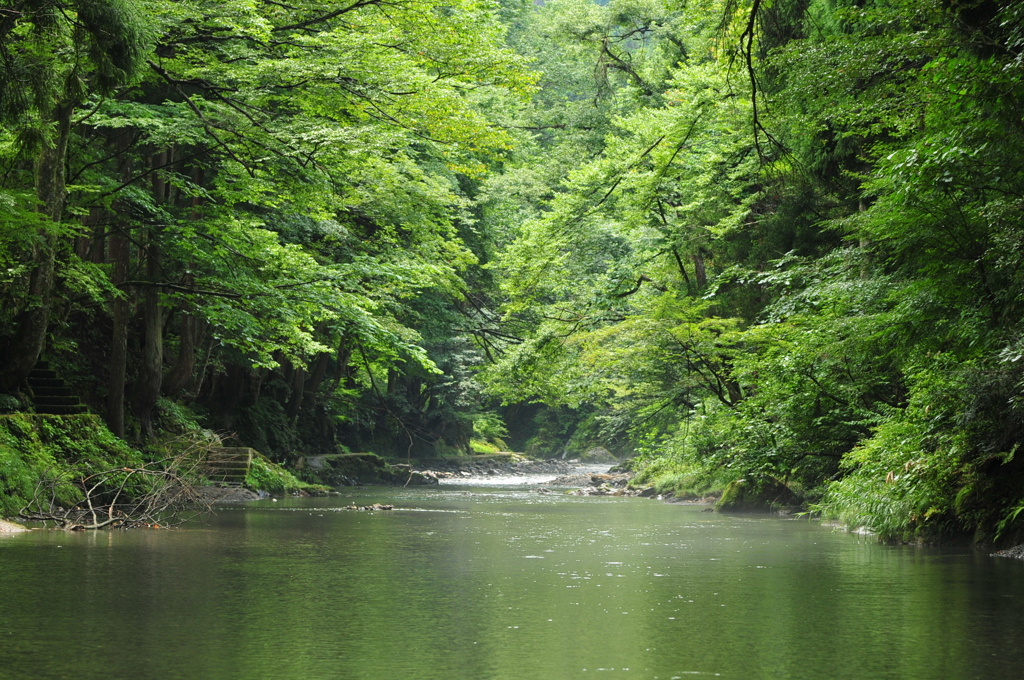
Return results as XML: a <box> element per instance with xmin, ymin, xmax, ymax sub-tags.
<box><xmin>816</xmin><ymin>414</ymin><xmax>964</xmax><ymax>542</ymax></box>
<box><xmin>469</xmin><ymin>439</ymin><xmax>500</xmax><ymax>454</ymax></box>
<box><xmin>631</xmin><ymin>461</ymin><xmax>732</xmax><ymax>499</ymax></box>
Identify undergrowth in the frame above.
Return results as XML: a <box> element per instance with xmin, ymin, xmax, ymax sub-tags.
<box><xmin>0</xmin><ymin>414</ymin><xmax>143</xmax><ymax>518</ymax></box>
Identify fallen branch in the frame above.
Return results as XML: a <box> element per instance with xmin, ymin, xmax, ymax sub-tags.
<box><xmin>20</xmin><ymin>444</ymin><xmax>214</xmax><ymax>530</ymax></box>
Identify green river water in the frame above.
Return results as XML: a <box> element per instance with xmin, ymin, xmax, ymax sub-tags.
<box><xmin>1</xmin><ymin>482</ymin><xmax>1023</xmax><ymax>680</ymax></box>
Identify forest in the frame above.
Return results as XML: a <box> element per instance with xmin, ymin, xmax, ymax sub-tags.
<box><xmin>2</xmin><ymin>0</ymin><xmax>1023</xmax><ymax>543</ymax></box>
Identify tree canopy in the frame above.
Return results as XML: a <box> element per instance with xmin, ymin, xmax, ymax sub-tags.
<box><xmin>3</xmin><ymin>0</ymin><xmax>1024</xmax><ymax>542</ymax></box>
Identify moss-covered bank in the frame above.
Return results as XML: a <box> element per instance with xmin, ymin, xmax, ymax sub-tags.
<box><xmin>715</xmin><ymin>477</ymin><xmax>801</xmax><ymax>513</ymax></box>
<box><xmin>0</xmin><ymin>415</ymin><xmax>332</xmax><ymax>519</ymax></box>
<box><xmin>0</xmin><ymin>414</ymin><xmax>144</xmax><ymax>518</ymax></box>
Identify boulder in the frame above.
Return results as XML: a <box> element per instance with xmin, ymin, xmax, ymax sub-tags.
<box><xmin>0</xmin><ymin>518</ymin><xmax>29</xmax><ymax>533</ymax></box>
<box><xmin>309</xmin><ymin>453</ymin><xmax>438</xmax><ymax>486</ymax></box>
<box><xmin>581</xmin><ymin>447</ymin><xmax>617</xmax><ymax>463</ymax></box>
<box><xmin>715</xmin><ymin>477</ymin><xmax>801</xmax><ymax>513</ymax></box>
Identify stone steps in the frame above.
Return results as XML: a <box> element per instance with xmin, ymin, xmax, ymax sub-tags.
<box><xmin>26</xmin><ymin>361</ymin><xmax>87</xmax><ymax>415</ymax></box>
<box><xmin>202</xmin><ymin>447</ymin><xmax>254</xmax><ymax>487</ymax></box>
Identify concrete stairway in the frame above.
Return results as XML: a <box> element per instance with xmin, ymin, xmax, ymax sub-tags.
<box><xmin>203</xmin><ymin>447</ymin><xmax>254</xmax><ymax>487</ymax></box>
<box><xmin>27</xmin><ymin>361</ymin><xmax>87</xmax><ymax>415</ymax></box>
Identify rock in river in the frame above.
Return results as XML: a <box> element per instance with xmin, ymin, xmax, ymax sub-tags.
<box><xmin>0</xmin><ymin>518</ymin><xmax>29</xmax><ymax>533</ymax></box>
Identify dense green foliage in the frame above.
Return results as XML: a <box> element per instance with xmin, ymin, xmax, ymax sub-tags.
<box><xmin>3</xmin><ymin>0</ymin><xmax>1024</xmax><ymax>542</ymax></box>
<box><xmin>0</xmin><ymin>0</ymin><xmax>532</xmax><ymax>460</ymax></box>
<box><xmin>0</xmin><ymin>414</ymin><xmax>143</xmax><ymax>516</ymax></box>
<box><xmin>479</xmin><ymin>0</ymin><xmax>1024</xmax><ymax>542</ymax></box>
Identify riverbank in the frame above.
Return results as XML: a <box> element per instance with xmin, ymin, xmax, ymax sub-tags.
<box><xmin>0</xmin><ymin>413</ymin><xmax>145</xmax><ymax>518</ymax></box>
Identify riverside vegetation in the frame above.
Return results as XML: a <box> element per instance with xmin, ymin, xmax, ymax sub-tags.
<box><xmin>2</xmin><ymin>0</ymin><xmax>1024</xmax><ymax>544</ymax></box>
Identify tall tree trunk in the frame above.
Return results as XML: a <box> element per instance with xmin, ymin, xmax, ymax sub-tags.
<box><xmin>407</xmin><ymin>378</ymin><xmax>424</xmax><ymax>410</ymax></box>
<box><xmin>86</xmin><ymin>206</ymin><xmax>107</xmax><ymax>264</ymax></box>
<box><xmin>163</xmin><ymin>309</ymin><xmax>197</xmax><ymax>397</ymax></box>
<box><xmin>280</xmin><ymin>355</ymin><xmax>295</xmax><ymax>393</ymax></box>
<box><xmin>107</xmin><ymin>231</ymin><xmax>130</xmax><ymax>437</ymax></box>
<box><xmin>286</xmin><ymin>366</ymin><xmax>306</xmax><ymax>422</ymax></box>
<box><xmin>186</xmin><ymin>318</ymin><xmax>211</xmax><ymax>396</ymax></box>
<box><xmin>305</xmin><ymin>352</ymin><xmax>331</xmax><ymax>400</ymax></box>
<box><xmin>163</xmin><ymin>160</ymin><xmax>205</xmax><ymax>399</ymax></box>
<box><xmin>692</xmin><ymin>250</ymin><xmax>707</xmax><ymax>289</ymax></box>
<box><xmin>672</xmin><ymin>247</ymin><xmax>694</xmax><ymax>295</ymax></box>
<box><xmin>151</xmin><ymin>149</ymin><xmax>167</xmax><ymax>204</ymax></box>
<box><xmin>329</xmin><ymin>339</ymin><xmax>353</xmax><ymax>394</ymax></box>
<box><xmin>133</xmin><ymin>152</ymin><xmax>167</xmax><ymax>439</ymax></box>
<box><xmin>134</xmin><ymin>239</ymin><xmax>163</xmax><ymax>440</ymax></box>
<box><xmin>163</xmin><ymin>271</ymin><xmax>197</xmax><ymax>399</ymax></box>
<box><xmin>106</xmin><ymin>132</ymin><xmax>133</xmax><ymax>437</ymax></box>
<box><xmin>0</xmin><ymin>103</ymin><xmax>73</xmax><ymax>392</ymax></box>
<box><xmin>295</xmin><ymin>324</ymin><xmax>331</xmax><ymax>413</ymax></box>
<box><xmin>727</xmin><ymin>379</ymin><xmax>743</xmax><ymax>406</ymax></box>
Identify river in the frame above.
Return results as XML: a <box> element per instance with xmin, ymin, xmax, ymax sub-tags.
<box><xmin>1</xmin><ymin>479</ymin><xmax>1023</xmax><ymax>680</ymax></box>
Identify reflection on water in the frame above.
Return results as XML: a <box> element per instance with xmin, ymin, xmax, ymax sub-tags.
<box><xmin>2</xmin><ymin>484</ymin><xmax>1023</xmax><ymax>680</ymax></box>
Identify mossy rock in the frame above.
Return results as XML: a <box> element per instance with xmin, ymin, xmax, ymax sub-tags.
<box><xmin>469</xmin><ymin>439</ymin><xmax>500</xmax><ymax>454</ymax></box>
<box><xmin>321</xmin><ymin>453</ymin><xmax>385</xmax><ymax>483</ymax></box>
<box><xmin>308</xmin><ymin>453</ymin><xmax>435</xmax><ymax>486</ymax></box>
<box><xmin>716</xmin><ymin>477</ymin><xmax>801</xmax><ymax>513</ymax></box>
<box><xmin>580</xmin><ymin>447</ymin><xmax>617</xmax><ymax>463</ymax></box>
<box><xmin>244</xmin><ymin>452</ymin><xmax>326</xmax><ymax>495</ymax></box>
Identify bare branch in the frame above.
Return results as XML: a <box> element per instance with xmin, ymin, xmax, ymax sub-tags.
<box><xmin>19</xmin><ymin>440</ymin><xmax>216</xmax><ymax>530</ymax></box>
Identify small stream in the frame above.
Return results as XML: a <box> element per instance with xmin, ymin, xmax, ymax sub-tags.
<box><xmin>2</xmin><ymin>478</ymin><xmax>1023</xmax><ymax>680</ymax></box>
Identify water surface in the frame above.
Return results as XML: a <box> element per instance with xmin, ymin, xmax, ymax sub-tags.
<box><xmin>1</xmin><ymin>484</ymin><xmax>1022</xmax><ymax>680</ymax></box>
